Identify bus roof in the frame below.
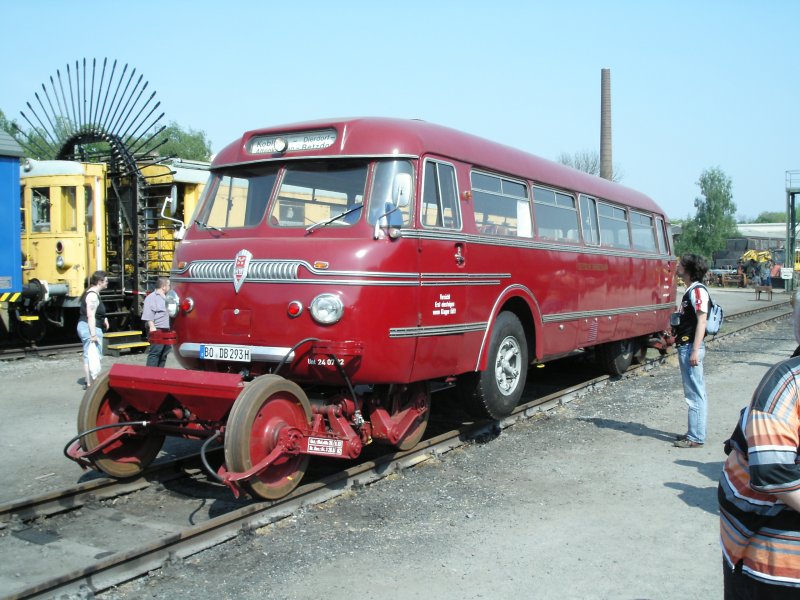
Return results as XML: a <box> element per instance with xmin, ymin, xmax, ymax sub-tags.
<box><xmin>214</xmin><ymin>117</ymin><xmax>664</xmax><ymax>216</ymax></box>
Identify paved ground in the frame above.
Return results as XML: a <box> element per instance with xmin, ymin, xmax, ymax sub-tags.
<box><xmin>0</xmin><ymin>287</ymin><xmax>793</xmax><ymax>599</ymax></box>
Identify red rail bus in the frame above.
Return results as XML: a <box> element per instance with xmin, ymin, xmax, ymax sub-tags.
<box><xmin>69</xmin><ymin>117</ymin><xmax>676</xmax><ymax>499</ymax></box>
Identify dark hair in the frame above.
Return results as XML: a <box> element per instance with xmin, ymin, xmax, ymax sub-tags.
<box><xmin>155</xmin><ymin>276</ymin><xmax>170</xmax><ymax>290</ymax></box>
<box><xmin>680</xmin><ymin>254</ymin><xmax>708</xmax><ymax>283</ymax></box>
<box><xmin>89</xmin><ymin>270</ymin><xmax>108</xmax><ymax>286</ymax></box>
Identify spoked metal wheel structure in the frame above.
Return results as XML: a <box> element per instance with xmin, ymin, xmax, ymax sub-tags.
<box><xmin>13</xmin><ymin>58</ymin><xmax>176</xmax><ymax>320</ymax></box>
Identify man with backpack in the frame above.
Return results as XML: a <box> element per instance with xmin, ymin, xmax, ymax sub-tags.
<box><xmin>672</xmin><ymin>254</ymin><xmax>712</xmax><ymax>448</ymax></box>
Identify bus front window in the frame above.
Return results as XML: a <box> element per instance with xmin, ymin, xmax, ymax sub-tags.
<box><xmin>269</xmin><ymin>161</ymin><xmax>368</xmax><ymax>229</ymax></box>
<box><xmin>197</xmin><ymin>166</ymin><xmax>279</xmax><ymax>229</ymax></box>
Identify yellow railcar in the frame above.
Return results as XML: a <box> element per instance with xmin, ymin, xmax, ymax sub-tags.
<box><xmin>11</xmin><ymin>158</ymin><xmax>208</xmax><ymax>341</ymax></box>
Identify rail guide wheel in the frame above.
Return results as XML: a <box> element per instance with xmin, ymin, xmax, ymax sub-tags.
<box><xmin>77</xmin><ymin>371</ymin><xmax>165</xmax><ymax>477</ymax></box>
<box><xmin>385</xmin><ymin>382</ymin><xmax>431</xmax><ymax>450</ymax></box>
<box><xmin>224</xmin><ymin>375</ymin><xmax>312</xmax><ymax>500</ymax></box>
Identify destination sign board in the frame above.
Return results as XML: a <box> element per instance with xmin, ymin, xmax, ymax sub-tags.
<box><xmin>248</xmin><ymin>129</ymin><xmax>337</xmax><ymax>154</ymax></box>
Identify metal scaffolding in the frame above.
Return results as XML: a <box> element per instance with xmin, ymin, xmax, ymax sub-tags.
<box><xmin>786</xmin><ymin>171</ymin><xmax>800</xmax><ymax>291</ymax></box>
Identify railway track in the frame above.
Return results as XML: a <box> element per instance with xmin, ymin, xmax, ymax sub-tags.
<box><xmin>0</xmin><ymin>301</ymin><xmax>790</xmax><ymax>600</ymax></box>
<box><xmin>0</xmin><ymin>342</ymin><xmax>83</xmax><ymax>362</ymax></box>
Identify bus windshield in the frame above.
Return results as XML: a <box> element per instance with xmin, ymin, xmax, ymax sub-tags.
<box><xmin>196</xmin><ymin>159</ymin><xmax>414</xmax><ymax>232</ymax></box>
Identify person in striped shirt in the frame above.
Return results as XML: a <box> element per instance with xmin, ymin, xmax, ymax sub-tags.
<box><xmin>718</xmin><ymin>357</ymin><xmax>800</xmax><ymax>598</ymax></box>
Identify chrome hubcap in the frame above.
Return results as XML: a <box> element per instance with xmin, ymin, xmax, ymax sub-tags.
<box><xmin>494</xmin><ymin>336</ymin><xmax>521</xmax><ymax>396</ymax></box>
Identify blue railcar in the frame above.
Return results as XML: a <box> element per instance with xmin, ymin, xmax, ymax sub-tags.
<box><xmin>0</xmin><ymin>130</ymin><xmax>23</xmax><ymax>298</ymax></box>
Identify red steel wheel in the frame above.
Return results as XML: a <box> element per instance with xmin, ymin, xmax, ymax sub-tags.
<box><xmin>77</xmin><ymin>371</ymin><xmax>165</xmax><ymax>478</ymax></box>
<box><xmin>224</xmin><ymin>375</ymin><xmax>312</xmax><ymax>500</ymax></box>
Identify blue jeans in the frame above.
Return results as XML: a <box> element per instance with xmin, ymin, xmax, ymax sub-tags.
<box><xmin>77</xmin><ymin>320</ymin><xmax>104</xmax><ymax>363</ymax></box>
<box><xmin>677</xmin><ymin>343</ymin><xmax>707</xmax><ymax>444</ymax></box>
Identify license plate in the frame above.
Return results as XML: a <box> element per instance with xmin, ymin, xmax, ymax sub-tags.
<box><xmin>199</xmin><ymin>344</ymin><xmax>251</xmax><ymax>362</ymax></box>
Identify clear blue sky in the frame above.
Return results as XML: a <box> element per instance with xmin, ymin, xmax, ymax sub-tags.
<box><xmin>2</xmin><ymin>0</ymin><xmax>797</xmax><ymax>221</ymax></box>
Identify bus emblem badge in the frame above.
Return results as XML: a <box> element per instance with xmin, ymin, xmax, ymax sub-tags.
<box><xmin>233</xmin><ymin>249</ymin><xmax>253</xmax><ymax>293</ymax></box>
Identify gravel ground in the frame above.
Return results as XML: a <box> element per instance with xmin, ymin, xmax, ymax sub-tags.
<box><xmin>0</xmin><ymin>289</ymin><xmax>789</xmax><ymax>599</ymax></box>
<box><xmin>89</xmin><ymin>318</ymin><xmax>793</xmax><ymax>600</ymax></box>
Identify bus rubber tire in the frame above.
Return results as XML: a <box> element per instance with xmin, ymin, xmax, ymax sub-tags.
<box><xmin>457</xmin><ymin>312</ymin><xmax>528</xmax><ymax>421</ymax></box>
<box><xmin>596</xmin><ymin>338</ymin><xmax>636</xmax><ymax>377</ymax></box>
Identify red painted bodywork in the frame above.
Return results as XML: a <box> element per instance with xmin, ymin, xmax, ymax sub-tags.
<box><xmin>167</xmin><ymin>118</ymin><xmax>673</xmax><ymax>386</ymax></box>
<box><xmin>85</xmin><ymin>118</ymin><xmax>675</xmax><ymax>489</ymax></box>
<box><xmin>108</xmin><ymin>363</ymin><xmax>244</xmax><ymax>421</ymax></box>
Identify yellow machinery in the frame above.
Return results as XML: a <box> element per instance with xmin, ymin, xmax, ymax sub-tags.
<box><xmin>11</xmin><ymin>158</ymin><xmax>207</xmax><ymax>341</ymax></box>
<box><xmin>741</xmin><ymin>249</ymin><xmax>772</xmax><ymax>263</ymax></box>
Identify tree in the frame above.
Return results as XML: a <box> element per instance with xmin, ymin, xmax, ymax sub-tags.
<box><xmin>557</xmin><ymin>149</ymin><xmax>623</xmax><ymax>182</ymax></box>
<box><xmin>155</xmin><ymin>122</ymin><xmax>212</xmax><ymax>161</ymax></box>
<box><xmin>754</xmin><ymin>211</ymin><xmax>792</xmax><ymax>224</ymax></box>
<box><xmin>675</xmin><ymin>167</ymin><xmax>738</xmax><ymax>259</ymax></box>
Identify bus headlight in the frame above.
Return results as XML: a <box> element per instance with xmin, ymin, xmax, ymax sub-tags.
<box><xmin>310</xmin><ymin>293</ymin><xmax>344</xmax><ymax>324</ymax></box>
<box><xmin>165</xmin><ymin>289</ymin><xmax>180</xmax><ymax>318</ymax></box>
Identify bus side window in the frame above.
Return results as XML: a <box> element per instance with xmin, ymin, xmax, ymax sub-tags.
<box><xmin>422</xmin><ymin>160</ymin><xmax>460</xmax><ymax>229</ymax></box>
<box><xmin>471</xmin><ymin>171</ymin><xmax>531</xmax><ymax>237</ymax></box>
<box><xmin>533</xmin><ymin>186</ymin><xmax>578</xmax><ymax>242</ymax></box>
<box><xmin>630</xmin><ymin>211</ymin><xmax>657</xmax><ymax>252</ymax></box>
<box><xmin>655</xmin><ymin>216</ymin><xmax>668</xmax><ymax>254</ymax></box>
<box><xmin>598</xmin><ymin>202</ymin><xmax>630</xmax><ymax>248</ymax></box>
<box><xmin>579</xmin><ymin>194</ymin><xmax>599</xmax><ymax>245</ymax></box>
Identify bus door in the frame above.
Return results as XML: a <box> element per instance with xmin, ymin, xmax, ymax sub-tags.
<box><xmin>410</xmin><ymin>158</ymin><xmax>469</xmax><ymax>380</ymax></box>
<box><xmin>575</xmin><ymin>194</ymin><xmax>609</xmax><ymax>347</ymax></box>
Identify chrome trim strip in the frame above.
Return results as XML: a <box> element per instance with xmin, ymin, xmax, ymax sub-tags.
<box><xmin>541</xmin><ymin>303</ymin><xmax>673</xmax><ymax>323</ymax></box>
<box><xmin>217</xmin><ymin>153</ymin><xmax>419</xmax><ymax>169</ymax></box>
<box><xmin>179</xmin><ymin>343</ymin><xmax>294</xmax><ymax>362</ymax></box>
<box><xmin>400</xmin><ymin>229</ymin><xmax>672</xmax><ymax>260</ymax></box>
<box><xmin>171</xmin><ymin>277</ymin><xmax>421</xmax><ymax>287</ymax></box>
<box><xmin>420</xmin><ymin>272</ymin><xmax>510</xmax><ymax>279</ymax></box>
<box><xmin>389</xmin><ymin>322</ymin><xmax>488</xmax><ymax>339</ymax></box>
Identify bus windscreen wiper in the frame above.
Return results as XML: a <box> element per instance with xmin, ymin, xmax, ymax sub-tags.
<box><xmin>305</xmin><ymin>205</ymin><xmax>363</xmax><ymax>234</ymax></box>
<box><xmin>195</xmin><ymin>220</ymin><xmax>224</xmax><ymax>233</ymax></box>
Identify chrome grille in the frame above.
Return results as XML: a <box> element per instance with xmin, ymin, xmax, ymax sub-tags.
<box><xmin>187</xmin><ymin>260</ymin><xmax>300</xmax><ymax>281</ymax></box>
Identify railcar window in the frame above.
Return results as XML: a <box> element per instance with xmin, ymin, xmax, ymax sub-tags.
<box><xmin>61</xmin><ymin>187</ymin><xmax>77</xmax><ymax>232</ymax></box>
<box><xmin>368</xmin><ymin>160</ymin><xmax>414</xmax><ymax>226</ymax></box>
<box><xmin>598</xmin><ymin>203</ymin><xmax>631</xmax><ymax>248</ymax></box>
<box><xmin>20</xmin><ymin>188</ymin><xmax>25</xmax><ymax>233</ymax></box>
<box><xmin>32</xmin><ymin>187</ymin><xmax>51</xmax><ymax>233</ymax></box>
<box><xmin>656</xmin><ymin>217</ymin><xmax>668</xmax><ymax>254</ymax></box>
<box><xmin>471</xmin><ymin>171</ymin><xmax>531</xmax><ymax>237</ymax></box>
<box><xmin>84</xmin><ymin>186</ymin><xmax>94</xmax><ymax>233</ymax></box>
<box><xmin>630</xmin><ymin>211</ymin><xmax>657</xmax><ymax>252</ymax></box>
<box><xmin>533</xmin><ymin>186</ymin><xmax>579</xmax><ymax>242</ymax></box>
<box><xmin>422</xmin><ymin>160</ymin><xmax>461</xmax><ymax>229</ymax></box>
<box><xmin>579</xmin><ymin>194</ymin><xmax>600</xmax><ymax>245</ymax></box>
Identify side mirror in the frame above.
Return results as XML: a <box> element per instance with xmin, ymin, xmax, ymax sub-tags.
<box><xmin>392</xmin><ymin>173</ymin><xmax>412</xmax><ymax>208</ymax></box>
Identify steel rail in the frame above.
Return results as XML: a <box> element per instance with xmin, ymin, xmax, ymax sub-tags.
<box><xmin>0</xmin><ymin>454</ymin><xmax>210</xmax><ymax>527</ymax></box>
<box><xmin>4</xmin><ymin>301</ymin><xmax>792</xmax><ymax>600</ymax></box>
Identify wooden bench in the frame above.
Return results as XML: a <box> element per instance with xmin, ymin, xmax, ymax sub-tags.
<box><xmin>754</xmin><ymin>285</ymin><xmax>773</xmax><ymax>301</ymax></box>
